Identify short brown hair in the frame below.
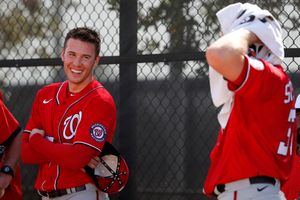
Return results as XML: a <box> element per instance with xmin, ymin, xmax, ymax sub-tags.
<box><xmin>64</xmin><ymin>27</ymin><xmax>101</xmax><ymax>56</ymax></box>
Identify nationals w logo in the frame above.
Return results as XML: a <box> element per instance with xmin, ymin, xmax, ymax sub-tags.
<box><xmin>63</xmin><ymin>111</ymin><xmax>82</xmax><ymax>140</ymax></box>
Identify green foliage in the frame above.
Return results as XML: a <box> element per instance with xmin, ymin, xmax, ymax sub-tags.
<box><xmin>0</xmin><ymin>0</ymin><xmax>77</xmax><ymax>58</ymax></box>
<box><xmin>0</xmin><ymin>1</ymin><xmax>43</xmax><ymax>50</ymax></box>
<box><xmin>107</xmin><ymin>0</ymin><xmax>120</xmax><ymax>11</ymax></box>
<box><xmin>140</xmin><ymin>1</ymin><xmax>200</xmax><ymax>53</ymax></box>
<box><xmin>107</xmin><ymin>0</ymin><xmax>300</xmax><ymax>55</ymax></box>
<box><xmin>0</xmin><ymin>7</ymin><xmax>44</xmax><ymax>49</ymax></box>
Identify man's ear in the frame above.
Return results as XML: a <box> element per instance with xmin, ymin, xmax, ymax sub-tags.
<box><xmin>61</xmin><ymin>49</ymin><xmax>65</xmax><ymax>62</ymax></box>
<box><xmin>94</xmin><ymin>55</ymin><xmax>100</xmax><ymax>67</ymax></box>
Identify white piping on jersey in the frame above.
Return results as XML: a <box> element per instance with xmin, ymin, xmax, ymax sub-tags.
<box><xmin>53</xmin><ymin>85</ymin><xmax>104</xmax><ymax>190</ymax></box>
<box><xmin>56</xmin><ymin>85</ymin><xmax>104</xmax><ymax>143</ymax></box>
<box><xmin>41</xmin><ymin>180</ymin><xmax>46</xmax><ymax>191</ymax></box>
<box><xmin>73</xmin><ymin>141</ymin><xmax>102</xmax><ymax>153</ymax></box>
<box><xmin>54</xmin><ymin>165</ymin><xmax>59</xmax><ymax>190</ymax></box>
<box><xmin>56</xmin><ymin>82</ymin><xmax>65</xmax><ymax>105</ymax></box>
<box><xmin>233</xmin><ymin>56</ymin><xmax>251</xmax><ymax>93</ymax></box>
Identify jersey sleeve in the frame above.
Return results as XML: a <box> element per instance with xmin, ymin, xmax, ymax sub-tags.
<box><xmin>24</xmin><ymin>90</ymin><xmax>43</xmax><ymax>132</ymax></box>
<box><xmin>74</xmin><ymin>97</ymin><xmax>117</xmax><ymax>152</ymax></box>
<box><xmin>21</xmin><ymin>132</ymin><xmax>50</xmax><ymax>164</ymax></box>
<box><xmin>228</xmin><ymin>55</ymin><xmax>285</xmax><ymax>99</ymax></box>
<box><xmin>29</xmin><ymin>134</ymin><xmax>97</xmax><ymax>169</ymax></box>
<box><xmin>0</xmin><ymin>101</ymin><xmax>20</xmax><ymax>144</ymax></box>
<box><xmin>21</xmin><ymin>90</ymin><xmax>49</xmax><ymax>164</ymax></box>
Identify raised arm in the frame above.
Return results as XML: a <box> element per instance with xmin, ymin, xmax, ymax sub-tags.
<box><xmin>206</xmin><ymin>29</ymin><xmax>260</xmax><ymax>82</ymax></box>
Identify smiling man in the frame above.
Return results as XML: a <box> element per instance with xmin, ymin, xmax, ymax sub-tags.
<box><xmin>21</xmin><ymin>27</ymin><xmax>117</xmax><ymax>200</ymax></box>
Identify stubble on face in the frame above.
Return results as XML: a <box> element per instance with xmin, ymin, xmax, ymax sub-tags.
<box><xmin>62</xmin><ymin>38</ymin><xmax>100</xmax><ymax>93</ymax></box>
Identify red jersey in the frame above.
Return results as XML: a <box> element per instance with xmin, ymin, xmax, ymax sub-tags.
<box><xmin>204</xmin><ymin>56</ymin><xmax>296</xmax><ymax>195</ymax></box>
<box><xmin>0</xmin><ymin>100</ymin><xmax>22</xmax><ymax>200</ymax></box>
<box><xmin>22</xmin><ymin>80</ymin><xmax>117</xmax><ymax>191</ymax></box>
<box><xmin>281</xmin><ymin>154</ymin><xmax>300</xmax><ymax>200</ymax></box>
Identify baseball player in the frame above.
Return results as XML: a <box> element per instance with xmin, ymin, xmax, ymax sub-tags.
<box><xmin>281</xmin><ymin>94</ymin><xmax>300</xmax><ymax>200</ymax></box>
<box><xmin>0</xmin><ymin>91</ymin><xmax>23</xmax><ymax>200</ymax></box>
<box><xmin>21</xmin><ymin>27</ymin><xmax>117</xmax><ymax>200</ymax></box>
<box><xmin>204</xmin><ymin>3</ymin><xmax>296</xmax><ymax>200</ymax></box>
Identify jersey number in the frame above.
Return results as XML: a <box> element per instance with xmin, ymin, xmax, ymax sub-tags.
<box><xmin>277</xmin><ymin>81</ymin><xmax>294</xmax><ymax>156</ymax></box>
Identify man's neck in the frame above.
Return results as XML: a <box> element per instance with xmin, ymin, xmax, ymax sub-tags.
<box><xmin>68</xmin><ymin>81</ymin><xmax>91</xmax><ymax>93</ymax></box>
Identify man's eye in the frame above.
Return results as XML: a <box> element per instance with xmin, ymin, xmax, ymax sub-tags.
<box><xmin>84</xmin><ymin>56</ymin><xmax>91</xmax><ymax>60</ymax></box>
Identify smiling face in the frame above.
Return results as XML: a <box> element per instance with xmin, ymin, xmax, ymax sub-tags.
<box><xmin>61</xmin><ymin>38</ymin><xmax>100</xmax><ymax>93</ymax></box>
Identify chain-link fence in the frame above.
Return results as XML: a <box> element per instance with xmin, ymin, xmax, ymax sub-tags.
<box><xmin>1</xmin><ymin>0</ymin><xmax>300</xmax><ymax>200</ymax></box>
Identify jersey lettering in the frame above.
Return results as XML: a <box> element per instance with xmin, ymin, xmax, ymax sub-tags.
<box><xmin>62</xmin><ymin>111</ymin><xmax>82</xmax><ymax>140</ymax></box>
<box><xmin>278</xmin><ymin>81</ymin><xmax>294</xmax><ymax>156</ymax></box>
<box><xmin>284</xmin><ymin>81</ymin><xmax>294</xmax><ymax>104</ymax></box>
<box><xmin>277</xmin><ymin>123</ymin><xmax>293</xmax><ymax>156</ymax></box>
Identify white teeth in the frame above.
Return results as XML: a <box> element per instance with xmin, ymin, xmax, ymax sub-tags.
<box><xmin>71</xmin><ymin>69</ymin><xmax>82</xmax><ymax>74</ymax></box>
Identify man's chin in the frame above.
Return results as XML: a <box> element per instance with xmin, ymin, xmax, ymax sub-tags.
<box><xmin>67</xmin><ymin>76</ymin><xmax>82</xmax><ymax>83</ymax></box>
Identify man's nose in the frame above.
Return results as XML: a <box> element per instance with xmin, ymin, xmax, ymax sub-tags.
<box><xmin>73</xmin><ymin>57</ymin><xmax>81</xmax><ymax>66</ymax></box>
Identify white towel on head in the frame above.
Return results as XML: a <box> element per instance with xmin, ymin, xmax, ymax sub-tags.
<box><xmin>209</xmin><ymin>2</ymin><xmax>284</xmax><ymax>128</ymax></box>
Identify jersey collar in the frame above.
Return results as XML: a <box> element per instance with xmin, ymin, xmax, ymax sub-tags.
<box><xmin>56</xmin><ymin>80</ymin><xmax>102</xmax><ymax>105</ymax></box>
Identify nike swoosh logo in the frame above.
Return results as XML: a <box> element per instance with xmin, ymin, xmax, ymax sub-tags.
<box><xmin>257</xmin><ymin>185</ymin><xmax>268</xmax><ymax>192</ymax></box>
<box><xmin>43</xmin><ymin>99</ymin><xmax>53</xmax><ymax>104</ymax></box>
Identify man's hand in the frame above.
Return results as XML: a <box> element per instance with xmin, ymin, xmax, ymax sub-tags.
<box><xmin>0</xmin><ymin>173</ymin><xmax>12</xmax><ymax>198</ymax></box>
<box><xmin>87</xmin><ymin>156</ymin><xmax>100</xmax><ymax>168</ymax></box>
<box><xmin>0</xmin><ymin>189</ymin><xmax>5</xmax><ymax>199</ymax></box>
<box><xmin>29</xmin><ymin>128</ymin><xmax>45</xmax><ymax>140</ymax></box>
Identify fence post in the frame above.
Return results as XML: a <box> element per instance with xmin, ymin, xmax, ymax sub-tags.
<box><xmin>119</xmin><ymin>0</ymin><xmax>137</xmax><ymax>199</ymax></box>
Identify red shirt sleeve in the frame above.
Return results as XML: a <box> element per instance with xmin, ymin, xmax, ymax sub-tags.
<box><xmin>0</xmin><ymin>101</ymin><xmax>20</xmax><ymax>144</ymax></box>
<box><xmin>21</xmin><ymin>91</ymin><xmax>49</xmax><ymax>164</ymax></box>
<box><xmin>29</xmin><ymin>134</ymin><xmax>98</xmax><ymax>169</ymax></box>
<box><xmin>227</xmin><ymin>55</ymin><xmax>249</xmax><ymax>91</ymax></box>
<box><xmin>24</xmin><ymin>90</ymin><xmax>43</xmax><ymax>131</ymax></box>
<box><xmin>73</xmin><ymin>97</ymin><xmax>117</xmax><ymax>152</ymax></box>
<box><xmin>21</xmin><ymin>132</ymin><xmax>50</xmax><ymax>164</ymax></box>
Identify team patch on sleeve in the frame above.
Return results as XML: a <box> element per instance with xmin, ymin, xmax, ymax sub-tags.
<box><xmin>90</xmin><ymin>123</ymin><xmax>107</xmax><ymax>142</ymax></box>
